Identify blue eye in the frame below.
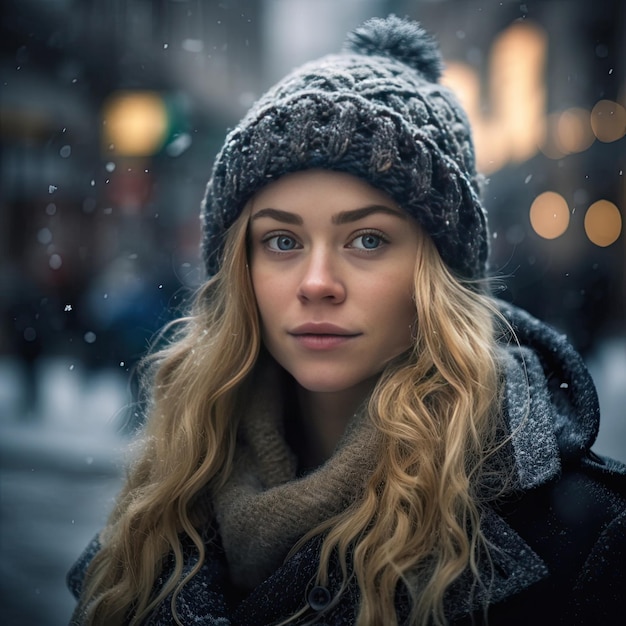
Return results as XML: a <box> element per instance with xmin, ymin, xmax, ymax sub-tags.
<box><xmin>351</xmin><ymin>233</ymin><xmax>385</xmax><ymax>250</ymax></box>
<box><xmin>267</xmin><ymin>234</ymin><xmax>298</xmax><ymax>251</ymax></box>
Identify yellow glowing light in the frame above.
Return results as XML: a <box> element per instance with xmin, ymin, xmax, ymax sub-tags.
<box><xmin>556</xmin><ymin>108</ymin><xmax>595</xmax><ymax>153</ymax></box>
<box><xmin>584</xmin><ymin>200</ymin><xmax>622</xmax><ymax>247</ymax></box>
<box><xmin>443</xmin><ymin>21</ymin><xmax>547</xmax><ymax>174</ymax></box>
<box><xmin>490</xmin><ymin>22</ymin><xmax>547</xmax><ymax>164</ymax></box>
<box><xmin>529</xmin><ymin>192</ymin><xmax>570</xmax><ymax>239</ymax></box>
<box><xmin>102</xmin><ymin>91</ymin><xmax>168</xmax><ymax>156</ymax></box>
<box><xmin>590</xmin><ymin>100</ymin><xmax>626</xmax><ymax>143</ymax></box>
<box><xmin>443</xmin><ymin>62</ymin><xmax>505</xmax><ymax>172</ymax></box>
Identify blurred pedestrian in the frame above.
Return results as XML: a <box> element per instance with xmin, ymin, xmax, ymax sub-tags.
<box><xmin>67</xmin><ymin>16</ymin><xmax>626</xmax><ymax>626</ymax></box>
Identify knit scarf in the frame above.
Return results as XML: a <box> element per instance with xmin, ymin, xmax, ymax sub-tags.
<box><xmin>211</xmin><ymin>362</ymin><xmax>382</xmax><ymax>590</ymax></box>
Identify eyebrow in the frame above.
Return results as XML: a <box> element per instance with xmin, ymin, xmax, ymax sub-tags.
<box><xmin>251</xmin><ymin>208</ymin><xmax>303</xmax><ymax>225</ymax></box>
<box><xmin>332</xmin><ymin>205</ymin><xmax>406</xmax><ymax>225</ymax></box>
<box><xmin>250</xmin><ymin>204</ymin><xmax>405</xmax><ymax>225</ymax></box>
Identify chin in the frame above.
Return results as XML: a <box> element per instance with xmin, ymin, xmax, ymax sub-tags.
<box><xmin>292</xmin><ymin>370</ymin><xmax>375</xmax><ymax>396</ymax></box>
<box><xmin>289</xmin><ymin>372</ymin><xmax>349</xmax><ymax>393</ymax></box>
<box><xmin>296</xmin><ymin>380</ymin><xmax>350</xmax><ymax>394</ymax></box>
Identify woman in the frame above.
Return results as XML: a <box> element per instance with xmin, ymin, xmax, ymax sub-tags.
<box><xmin>68</xmin><ymin>16</ymin><xmax>626</xmax><ymax>626</ymax></box>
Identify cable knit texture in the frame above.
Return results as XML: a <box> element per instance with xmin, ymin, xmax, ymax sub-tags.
<box><xmin>201</xmin><ymin>15</ymin><xmax>489</xmax><ymax>281</ymax></box>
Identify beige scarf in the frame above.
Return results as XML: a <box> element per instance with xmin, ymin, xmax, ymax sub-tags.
<box><xmin>211</xmin><ymin>363</ymin><xmax>382</xmax><ymax>590</ymax></box>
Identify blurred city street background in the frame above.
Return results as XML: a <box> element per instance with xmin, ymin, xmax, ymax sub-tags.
<box><xmin>1</xmin><ymin>0</ymin><xmax>625</xmax><ymax>624</ymax></box>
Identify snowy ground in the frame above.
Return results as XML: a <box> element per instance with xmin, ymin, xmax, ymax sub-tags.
<box><xmin>0</xmin><ymin>340</ymin><xmax>625</xmax><ymax>626</ymax></box>
<box><xmin>0</xmin><ymin>359</ymin><xmax>128</xmax><ymax>626</ymax></box>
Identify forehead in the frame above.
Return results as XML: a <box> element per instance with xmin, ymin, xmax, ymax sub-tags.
<box><xmin>249</xmin><ymin>169</ymin><xmax>403</xmax><ymax>215</ymax></box>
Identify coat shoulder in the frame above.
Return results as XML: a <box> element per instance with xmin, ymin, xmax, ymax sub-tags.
<box><xmin>499</xmin><ymin>451</ymin><xmax>626</xmax><ymax>573</ymax></box>
<box><xmin>487</xmin><ymin>452</ymin><xmax>626</xmax><ymax>625</ymax></box>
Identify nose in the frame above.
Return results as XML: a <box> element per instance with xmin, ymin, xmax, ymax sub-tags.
<box><xmin>297</xmin><ymin>247</ymin><xmax>346</xmax><ymax>304</ymax></box>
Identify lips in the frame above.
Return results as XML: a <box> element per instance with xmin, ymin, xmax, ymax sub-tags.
<box><xmin>289</xmin><ymin>323</ymin><xmax>361</xmax><ymax>350</ymax></box>
<box><xmin>290</xmin><ymin>323</ymin><xmax>358</xmax><ymax>336</ymax></box>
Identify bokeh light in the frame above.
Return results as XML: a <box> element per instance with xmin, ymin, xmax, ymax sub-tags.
<box><xmin>529</xmin><ymin>191</ymin><xmax>570</xmax><ymax>239</ymax></box>
<box><xmin>590</xmin><ymin>100</ymin><xmax>626</xmax><ymax>143</ymax></box>
<box><xmin>102</xmin><ymin>91</ymin><xmax>168</xmax><ymax>156</ymax></box>
<box><xmin>443</xmin><ymin>21</ymin><xmax>546</xmax><ymax>173</ymax></box>
<box><xmin>584</xmin><ymin>200</ymin><xmax>622</xmax><ymax>247</ymax></box>
<box><xmin>556</xmin><ymin>107</ymin><xmax>595</xmax><ymax>154</ymax></box>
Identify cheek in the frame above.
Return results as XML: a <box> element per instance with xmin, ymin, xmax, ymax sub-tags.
<box><xmin>251</xmin><ymin>271</ymin><xmax>284</xmax><ymax>322</ymax></box>
<box><xmin>382</xmin><ymin>283</ymin><xmax>416</xmax><ymax>342</ymax></box>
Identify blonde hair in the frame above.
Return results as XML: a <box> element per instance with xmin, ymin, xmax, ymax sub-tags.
<box><xmin>76</xmin><ymin>212</ymin><xmax>259</xmax><ymax>624</ymax></box>
<box><xmin>76</xmin><ymin>209</ymin><xmax>510</xmax><ymax>626</ymax></box>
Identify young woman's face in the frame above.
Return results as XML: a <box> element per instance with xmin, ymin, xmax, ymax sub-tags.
<box><xmin>248</xmin><ymin>169</ymin><xmax>421</xmax><ymax>396</ymax></box>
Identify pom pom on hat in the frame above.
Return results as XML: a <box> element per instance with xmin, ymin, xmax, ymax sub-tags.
<box><xmin>344</xmin><ymin>15</ymin><xmax>444</xmax><ymax>82</ymax></box>
<box><xmin>201</xmin><ymin>15</ymin><xmax>489</xmax><ymax>283</ymax></box>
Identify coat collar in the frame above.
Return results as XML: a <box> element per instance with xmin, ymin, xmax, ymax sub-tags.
<box><xmin>498</xmin><ymin>301</ymin><xmax>600</xmax><ymax>465</ymax></box>
<box><xmin>497</xmin><ymin>301</ymin><xmax>600</xmax><ymax>489</ymax></box>
<box><xmin>500</xmin><ymin>346</ymin><xmax>562</xmax><ymax>488</ymax></box>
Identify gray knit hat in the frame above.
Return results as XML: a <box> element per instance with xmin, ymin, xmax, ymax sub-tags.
<box><xmin>201</xmin><ymin>15</ymin><xmax>489</xmax><ymax>280</ymax></box>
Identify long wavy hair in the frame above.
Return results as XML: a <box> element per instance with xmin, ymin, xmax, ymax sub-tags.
<box><xmin>75</xmin><ymin>202</ymin><xmax>511</xmax><ymax>626</ymax></box>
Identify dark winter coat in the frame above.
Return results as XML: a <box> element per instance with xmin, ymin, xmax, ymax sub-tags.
<box><xmin>67</xmin><ymin>303</ymin><xmax>626</xmax><ymax>625</ymax></box>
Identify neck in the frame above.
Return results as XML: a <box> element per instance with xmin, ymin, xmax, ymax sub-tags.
<box><xmin>294</xmin><ymin>378</ymin><xmax>377</xmax><ymax>470</ymax></box>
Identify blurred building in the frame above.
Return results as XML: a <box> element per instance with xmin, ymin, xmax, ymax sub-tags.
<box><xmin>1</xmin><ymin>0</ymin><xmax>624</xmax><ymax>378</ymax></box>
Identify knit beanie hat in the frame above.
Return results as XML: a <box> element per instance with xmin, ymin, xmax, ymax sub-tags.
<box><xmin>201</xmin><ymin>15</ymin><xmax>489</xmax><ymax>281</ymax></box>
